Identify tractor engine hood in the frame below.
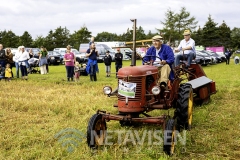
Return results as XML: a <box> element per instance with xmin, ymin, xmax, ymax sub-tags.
<box><xmin>118</xmin><ymin>65</ymin><xmax>158</xmax><ymax>78</ymax></box>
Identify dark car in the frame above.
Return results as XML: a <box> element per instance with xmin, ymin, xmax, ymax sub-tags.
<box><xmin>79</xmin><ymin>43</ymin><xmax>115</xmax><ymax>62</ymax></box>
<box><xmin>207</xmin><ymin>50</ymin><xmax>226</xmax><ymax>62</ymax></box>
<box><xmin>25</xmin><ymin>48</ymin><xmax>40</xmax><ymax>59</ymax></box>
<box><xmin>198</xmin><ymin>50</ymin><xmax>219</xmax><ymax>64</ymax></box>
<box><xmin>47</xmin><ymin>51</ymin><xmax>61</xmax><ymax>65</ymax></box>
<box><xmin>196</xmin><ymin>51</ymin><xmax>212</xmax><ymax>66</ymax></box>
<box><xmin>174</xmin><ymin>52</ymin><xmax>205</xmax><ymax>66</ymax></box>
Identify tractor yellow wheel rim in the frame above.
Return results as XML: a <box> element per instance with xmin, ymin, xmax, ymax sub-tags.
<box><xmin>170</xmin><ymin>125</ymin><xmax>176</xmax><ymax>155</ymax></box>
<box><xmin>94</xmin><ymin>119</ymin><xmax>106</xmax><ymax>145</ymax></box>
<box><xmin>188</xmin><ymin>90</ymin><xmax>193</xmax><ymax>127</ymax></box>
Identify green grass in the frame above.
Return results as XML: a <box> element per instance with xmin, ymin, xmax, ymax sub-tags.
<box><xmin>0</xmin><ymin>60</ymin><xmax>240</xmax><ymax>160</ymax></box>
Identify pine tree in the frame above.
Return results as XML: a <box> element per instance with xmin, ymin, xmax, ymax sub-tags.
<box><xmin>175</xmin><ymin>7</ymin><xmax>198</xmax><ymax>40</ymax></box>
<box><xmin>19</xmin><ymin>31</ymin><xmax>33</xmax><ymax>47</ymax></box>
<box><xmin>201</xmin><ymin>15</ymin><xmax>220</xmax><ymax>47</ymax></box>
<box><xmin>218</xmin><ymin>20</ymin><xmax>231</xmax><ymax>47</ymax></box>
<box><xmin>231</xmin><ymin>27</ymin><xmax>240</xmax><ymax>49</ymax></box>
<box><xmin>69</xmin><ymin>25</ymin><xmax>92</xmax><ymax>49</ymax></box>
<box><xmin>0</xmin><ymin>30</ymin><xmax>19</xmax><ymax>48</ymax></box>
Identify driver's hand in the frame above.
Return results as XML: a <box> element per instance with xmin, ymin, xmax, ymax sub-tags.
<box><xmin>144</xmin><ymin>62</ymin><xmax>150</xmax><ymax>65</ymax></box>
<box><xmin>160</xmin><ymin>60</ymin><xmax>167</xmax><ymax>65</ymax></box>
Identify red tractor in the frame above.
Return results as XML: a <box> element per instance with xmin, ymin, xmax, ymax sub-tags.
<box><xmin>86</xmin><ymin>57</ymin><xmax>216</xmax><ymax>155</ymax></box>
<box><xmin>87</xmin><ymin>20</ymin><xmax>216</xmax><ymax>156</ymax></box>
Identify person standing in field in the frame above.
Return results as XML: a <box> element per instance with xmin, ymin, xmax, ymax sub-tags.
<box><xmin>74</xmin><ymin>61</ymin><xmax>81</xmax><ymax>82</ymax></box>
<box><xmin>13</xmin><ymin>46</ymin><xmax>22</xmax><ymax>78</ymax></box>
<box><xmin>5</xmin><ymin>48</ymin><xmax>14</xmax><ymax>78</ymax></box>
<box><xmin>39</xmin><ymin>46</ymin><xmax>48</xmax><ymax>74</ymax></box>
<box><xmin>5</xmin><ymin>63</ymin><xmax>12</xmax><ymax>81</ymax></box>
<box><xmin>64</xmin><ymin>45</ymin><xmax>75</xmax><ymax>81</ymax></box>
<box><xmin>28</xmin><ymin>49</ymin><xmax>34</xmax><ymax>58</ymax></box>
<box><xmin>86</xmin><ymin>43</ymin><xmax>99</xmax><ymax>81</ymax></box>
<box><xmin>103</xmin><ymin>50</ymin><xmax>112</xmax><ymax>77</ymax></box>
<box><xmin>18</xmin><ymin>46</ymin><xmax>29</xmax><ymax>80</ymax></box>
<box><xmin>225</xmin><ymin>48</ymin><xmax>233</xmax><ymax>65</ymax></box>
<box><xmin>0</xmin><ymin>44</ymin><xmax>6</xmax><ymax>68</ymax></box>
<box><xmin>115</xmin><ymin>48</ymin><xmax>123</xmax><ymax>78</ymax></box>
<box><xmin>0</xmin><ymin>64</ymin><xmax>5</xmax><ymax>80</ymax></box>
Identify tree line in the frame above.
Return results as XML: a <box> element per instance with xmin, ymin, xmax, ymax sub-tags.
<box><xmin>0</xmin><ymin>7</ymin><xmax>240</xmax><ymax>51</ymax></box>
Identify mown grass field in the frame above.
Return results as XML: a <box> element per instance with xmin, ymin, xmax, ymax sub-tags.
<box><xmin>0</xmin><ymin>59</ymin><xmax>240</xmax><ymax>160</ymax></box>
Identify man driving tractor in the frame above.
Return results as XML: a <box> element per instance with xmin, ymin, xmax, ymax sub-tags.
<box><xmin>143</xmin><ymin>35</ymin><xmax>175</xmax><ymax>89</ymax></box>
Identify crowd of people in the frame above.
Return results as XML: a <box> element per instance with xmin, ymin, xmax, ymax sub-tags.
<box><xmin>0</xmin><ymin>45</ymin><xmax>49</xmax><ymax>81</ymax></box>
<box><xmin>1</xmin><ymin>30</ymin><xmax>236</xmax><ymax>83</ymax></box>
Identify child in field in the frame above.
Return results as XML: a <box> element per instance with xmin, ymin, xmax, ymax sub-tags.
<box><xmin>74</xmin><ymin>61</ymin><xmax>81</xmax><ymax>82</ymax></box>
<box><xmin>103</xmin><ymin>50</ymin><xmax>112</xmax><ymax>77</ymax></box>
<box><xmin>5</xmin><ymin>63</ymin><xmax>12</xmax><ymax>81</ymax></box>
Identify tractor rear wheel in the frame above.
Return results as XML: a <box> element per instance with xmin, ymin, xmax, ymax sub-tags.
<box><xmin>87</xmin><ymin>114</ymin><xmax>107</xmax><ymax>148</ymax></box>
<box><xmin>163</xmin><ymin>119</ymin><xmax>176</xmax><ymax>156</ymax></box>
<box><xmin>176</xmin><ymin>83</ymin><xmax>193</xmax><ymax>130</ymax></box>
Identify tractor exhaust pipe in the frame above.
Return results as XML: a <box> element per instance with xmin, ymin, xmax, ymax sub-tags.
<box><xmin>130</xmin><ymin>19</ymin><xmax>137</xmax><ymax>66</ymax></box>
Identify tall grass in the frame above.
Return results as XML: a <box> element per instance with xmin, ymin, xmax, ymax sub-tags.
<box><xmin>0</xmin><ymin>60</ymin><xmax>240</xmax><ymax>159</ymax></box>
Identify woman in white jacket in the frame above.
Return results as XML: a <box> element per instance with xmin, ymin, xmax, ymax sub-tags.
<box><xmin>18</xmin><ymin>46</ymin><xmax>30</xmax><ymax>80</ymax></box>
<box><xmin>13</xmin><ymin>46</ymin><xmax>22</xmax><ymax>78</ymax></box>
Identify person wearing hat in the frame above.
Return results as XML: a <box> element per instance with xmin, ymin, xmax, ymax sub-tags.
<box><xmin>143</xmin><ymin>35</ymin><xmax>175</xmax><ymax>89</ymax></box>
<box><xmin>103</xmin><ymin>50</ymin><xmax>112</xmax><ymax>77</ymax></box>
<box><xmin>174</xmin><ymin>29</ymin><xmax>196</xmax><ymax>68</ymax></box>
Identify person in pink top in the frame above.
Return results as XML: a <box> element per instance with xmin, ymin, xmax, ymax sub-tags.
<box><xmin>63</xmin><ymin>45</ymin><xmax>76</xmax><ymax>81</ymax></box>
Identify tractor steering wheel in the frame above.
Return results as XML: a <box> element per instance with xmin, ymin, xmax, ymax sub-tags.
<box><xmin>142</xmin><ymin>55</ymin><xmax>162</xmax><ymax>65</ymax></box>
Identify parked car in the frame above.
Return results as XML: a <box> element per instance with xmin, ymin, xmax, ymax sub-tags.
<box><xmin>79</xmin><ymin>43</ymin><xmax>115</xmax><ymax>61</ymax></box>
<box><xmin>198</xmin><ymin>50</ymin><xmax>217</xmax><ymax>64</ymax></box>
<box><xmin>25</xmin><ymin>48</ymin><xmax>41</xmax><ymax>59</ymax></box>
<box><xmin>174</xmin><ymin>52</ymin><xmax>205</xmax><ymax>66</ymax></box>
<box><xmin>47</xmin><ymin>51</ymin><xmax>61</xmax><ymax>65</ymax></box>
<box><xmin>53</xmin><ymin>48</ymin><xmax>87</xmax><ymax>63</ymax></box>
<box><xmin>195</xmin><ymin>51</ymin><xmax>212</xmax><ymax>66</ymax></box>
<box><xmin>215</xmin><ymin>53</ymin><xmax>226</xmax><ymax>62</ymax></box>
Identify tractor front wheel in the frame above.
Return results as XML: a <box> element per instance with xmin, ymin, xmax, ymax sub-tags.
<box><xmin>163</xmin><ymin>119</ymin><xmax>176</xmax><ymax>156</ymax></box>
<box><xmin>176</xmin><ymin>83</ymin><xmax>193</xmax><ymax>130</ymax></box>
<box><xmin>87</xmin><ymin>114</ymin><xmax>107</xmax><ymax>148</ymax></box>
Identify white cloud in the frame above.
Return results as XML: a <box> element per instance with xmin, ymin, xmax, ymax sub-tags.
<box><xmin>1</xmin><ymin>0</ymin><xmax>240</xmax><ymax>39</ymax></box>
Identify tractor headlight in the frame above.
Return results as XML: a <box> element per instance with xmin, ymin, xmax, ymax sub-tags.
<box><xmin>151</xmin><ymin>86</ymin><xmax>160</xmax><ymax>95</ymax></box>
<box><xmin>103</xmin><ymin>86</ymin><xmax>112</xmax><ymax>95</ymax></box>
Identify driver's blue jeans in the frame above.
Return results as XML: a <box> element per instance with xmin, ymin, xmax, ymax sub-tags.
<box><xmin>175</xmin><ymin>52</ymin><xmax>195</xmax><ymax>67</ymax></box>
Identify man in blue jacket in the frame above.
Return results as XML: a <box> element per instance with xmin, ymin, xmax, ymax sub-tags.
<box><xmin>143</xmin><ymin>35</ymin><xmax>175</xmax><ymax>89</ymax></box>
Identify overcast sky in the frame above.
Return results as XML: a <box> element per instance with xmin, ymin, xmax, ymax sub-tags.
<box><xmin>1</xmin><ymin>0</ymin><xmax>240</xmax><ymax>39</ymax></box>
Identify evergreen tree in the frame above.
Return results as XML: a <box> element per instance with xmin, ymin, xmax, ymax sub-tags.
<box><xmin>145</xmin><ymin>30</ymin><xmax>157</xmax><ymax>39</ymax></box>
<box><xmin>157</xmin><ymin>9</ymin><xmax>178</xmax><ymax>43</ymax></box>
<box><xmin>69</xmin><ymin>25</ymin><xmax>92</xmax><ymax>50</ymax></box>
<box><xmin>191</xmin><ymin>26</ymin><xmax>203</xmax><ymax>46</ymax></box>
<box><xmin>175</xmin><ymin>7</ymin><xmax>198</xmax><ymax>40</ymax></box>
<box><xmin>32</xmin><ymin>35</ymin><xmax>46</xmax><ymax>48</ymax></box>
<box><xmin>45</xmin><ymin>26</ymin><xmax>71</xmax><ymax>50</ymax></box>
<box><xmin>45</xmin><ymin>30</ymin><xmax>55</xmax><ymax>50</ymax></box>
<box><xmin>218</xmin><ymin>20</ymin><xmax>231</xmax><ymax>47</ymax></box>
<box><xmin>231</xmin><ymin>27</ymin><xmax>240</xmax><ymax>49</ymax></box>
<box><xmin>0</xmin><ymin>30</ymin><xmax>19</xmax><ymax>48</ymax></box>
<box><xmin>19</xmin><ymin>31</ymin><xmax>33</xmax><ymax>47</ymax></box>
<box><xmin>95</xmin><ymin>32</ymin><xmax>118</xmax><ymax>42</ymax></box>
<box><xmin>201</xmin><ymin>15</ymin><xmax>220</xmax><ymax>47</ymax></box>
<box><xmin>136</xmin><ymin>26</ymin><xmax>146</xmax><ymax>40</ymax></box>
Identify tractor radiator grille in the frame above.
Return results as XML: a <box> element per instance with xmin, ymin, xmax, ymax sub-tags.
<box><xmin>118</xmin><ymin>78</ymin><xmax>143</xmax><ymax>101</ymax></box>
